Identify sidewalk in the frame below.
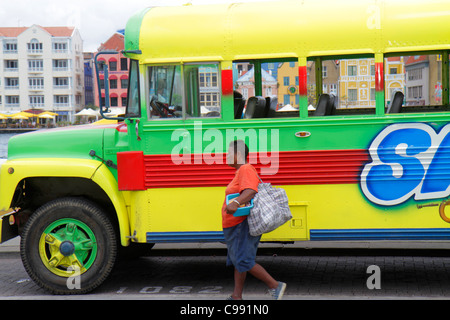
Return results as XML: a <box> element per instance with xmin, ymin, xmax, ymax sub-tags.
<box><xmin>3</xmin><ymin>236</ymin><xmax>450</xmax><ymax>253</ymax></box>
<box><xmin>0</xmin><ymin>237</ymin><xmax>20</xmax><ymax>253</ymax></box>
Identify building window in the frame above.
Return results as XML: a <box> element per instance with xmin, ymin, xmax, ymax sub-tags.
<box><xmin>348</xmin><ymin>66</ymin><xmax>357</xmax><ymax>76</ymax></box>
<box><xmin>4</xmin><ymin>60</ymin><xmax>18</xmax><ymax>71</ymax></box>
<box><xmin>28</xmin><ymin>59</ymin><xmax>43</xmax><ymax>72</ymax></box>
<box><xmin>27</xmin><ymin>39</ymin><xmax>43</xmax><ymax>53</ymax></box>
<box><xmin>120</xmin><ymin>58</ymin><xmax>128</xmax><ymax>71</ymax></box>
<box><xmin>29</xmin><ymin>95</ymin><xmax>44</xmax><ymax>107</ymax></box>
<box><xmin>6</xmin><ymin>95</ymin><xmax>19</xmax><ymax>107</ymax></box>
<box><xmin>348</xmin><ymin>89</ymin><xmax>358</xmax><ymax>101</ymax></box>
<box><xmin>54</xmin><ymin>95</ymin><xmax>69</xmax><ymax>107</ymax></box>
<box><xmin>329</xmin><ymin>84</ymin><xmax>337</xmax><ymax>95</ymax></box>
<box><xmin>370</xmin><ymin>88</ymin><xmax>375</xmax><ymax>101</ymax></box>
<box><xmin>110</xmin><ymin>79</ymin><xmax>117</xmax><ymax>89</ymax></box>
<box><xmin>5</xmin><ymin>78</ymin><xmax>19</xmax><ymax>89</ymax></box>
<box><xmin>3</xmin><ymin>41</ymin><xmax>17</xmax><ymax>53</ymax></box>
<box><xmin>322</xmin><ymin>66</ymin><xmax>327</xmax><ymax>78</ymax></box>
<box><xmin>408</xmin><ymin>68</ymin><xmax>423</xmax><ymax>81</ymax></box>
<box><xmin>109</xmin><ymin>60</ymin><xmax>117</xmax><ymax>71</ymax></box>
<box><xmin>408</xmin><ymin>86</ymin><xmax>423</xmax><ymax>100</ymax></box>
<box><xmin>53</xmin><ymin>59</ymin><xmax>69</xmax><ymax>71</ymax></box>
<box><xmin>283</xmin><ymin>77</ymin><xmax>289</xmax><ymax>86</ymax></box>
<box><xmin>54</xmin><ymin>77</ymin><xmax>69</xmax><ymax>88</ymax></box>
<box><xmin>121</xmin><ymin>78</ymin><xmax>128</xmax><ymax>89</ymax></box>
<box><xmin>53</xmin><ymin>42</ymin><xmax>67</xmax><ymax>53</ymax></box>
<box><xmin>110</xmin><ymin>97</ymin><xmax>118</xmax><ymax>107</ymax></box>
<box><xmin>29</xmin><ymin>77</ymin><xmax>44</xmax><ymax>89</ymax></box>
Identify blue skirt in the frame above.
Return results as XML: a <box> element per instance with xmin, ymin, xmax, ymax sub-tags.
<box><xmin>223</xmin><ymin>218</ymin><xmax>261</xmax><ymax>273</ymax></box>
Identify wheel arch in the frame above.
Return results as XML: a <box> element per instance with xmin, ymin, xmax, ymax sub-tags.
<box><xmin>1</xmin><ymin>158</ymin><xmax>130</xmax><ymax>247</ymax></box>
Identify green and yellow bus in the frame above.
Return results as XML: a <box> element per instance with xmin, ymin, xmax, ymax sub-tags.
<box><xmin>2</xmin><ymin>0</ymin><xmax>450</xmax><ymax>294</ymax></box>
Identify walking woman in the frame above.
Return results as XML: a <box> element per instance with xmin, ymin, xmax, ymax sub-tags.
<box><xmin>222</xmin><ymin>140</ymin><xmax>286</xmax><ymax>300</ymax></box>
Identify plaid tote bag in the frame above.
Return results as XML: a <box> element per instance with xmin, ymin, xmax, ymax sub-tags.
<box><xmin>247</xmin><ymin>178</ymin><xmax>292</xmax><ymax>236</ymax></box>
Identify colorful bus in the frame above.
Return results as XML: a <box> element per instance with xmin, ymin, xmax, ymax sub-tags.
<box><xmin>2</xmin><ymin>0</ymin><xmax>450</xmax><ymax>294</ymax></box>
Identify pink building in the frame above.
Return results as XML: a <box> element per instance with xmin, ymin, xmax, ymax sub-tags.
<box><xmin>93</xmin><ymin>33</ymin><xmax>129</xmax><ymax>114</ymax></box>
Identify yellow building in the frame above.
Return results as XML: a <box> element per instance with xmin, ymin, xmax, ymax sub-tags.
<box><xmin>384</xmin><ymin>57</ymin><xmax>406</xmax><ymax>105</ymax></box>
<box><xmin>338</xmin><ymin>58</ymin><xmax>405</xmax><ymax>109</ymax></box>
<box><xmin>339</xmin><ymin>58</ymin><xmax>376</xmax><ymax>109</ymax></box>
<box><xmin>277</xmin><ymin>62</ymin><xmax>300</xmax><ymax>108</ymax></box>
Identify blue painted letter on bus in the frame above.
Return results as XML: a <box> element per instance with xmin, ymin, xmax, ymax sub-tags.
<box><xmin>361</xmin><ymin>123</ymin><xmax>450</xmax><ymax>206</ymax></box>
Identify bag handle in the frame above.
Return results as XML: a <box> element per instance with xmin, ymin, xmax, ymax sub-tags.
<box><xmin>257</xmin><ymin>172</ymin><xmax>264</xmax><ymax>183</ymax></box>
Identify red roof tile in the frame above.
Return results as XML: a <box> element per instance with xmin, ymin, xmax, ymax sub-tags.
<box><xmin>98</xmin><ymin>33</ymin><xmax>124</xmax><ymax>51</ymax></box>
<box><xmin>0</xmin><ymin>26</ymin><xmax>74</xmax><ymax>37</ymax></box>
<box><xmin>0</xmin><ymin>27</ymin><xmax>27</xmax><ymax>37</ymax></box>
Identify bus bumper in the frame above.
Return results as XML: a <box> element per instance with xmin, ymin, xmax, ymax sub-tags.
<box><xmin>0</xmin><ymin>159</ymin><xmax>18</xmax><ymax>244</ymax></box>
<box><xmin>0</xmin><ymin>211</ymin><xmax>17</xmax><ymax>244</ymax></box>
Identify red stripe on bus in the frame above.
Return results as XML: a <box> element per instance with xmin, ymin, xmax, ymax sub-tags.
<box><xmin>221</xmin><ymin>69</ymin><xmax>233</xmax><ymax>96</ymax></box>
<box><xmin>375</xmin><ymin>62</ymin><xmax>384</xmax><ymax>92</ymax></box>
<box><xmin>142</xmin><ymin>149</ymin><xmax>370</xmax><ymax>189</ymax></box>
<box><xmin>298</xmin><ymin>66</ymin><xmax>307</xmax><ymax>96</ymax></box>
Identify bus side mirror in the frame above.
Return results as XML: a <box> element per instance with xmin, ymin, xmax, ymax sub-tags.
<box><xmin>94</xmin><ymin>51</ymin><xmax>125</xmax><ymax>121</ymax></box>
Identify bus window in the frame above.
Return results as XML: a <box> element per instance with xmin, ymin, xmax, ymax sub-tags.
<box><xmin>126</xmin><ymin>59</ymin><xmax>140</xmax><ymax>117</ymax></box>
<box><xmin>233</xmin><ymin>61</ymin><xmax>299</xmax><ymax>119</ymax></box>
<box><xmin>184</xmin><ymin>63</ymin><xmax>221</xmax><ymax>118</ymax></box>
<box><xmin>309</xmin><ymin>56</ymin><xmax>376</xmax><ymax>116</ymax></box>
<box><xmin>148</xmin><ymin>65</ymin><xmax>183</xmax><ymax>119</ymax></box>
<box><xmin>233</xmin><ymin>62</ymin><xmax>254</xmax><ymax>119</ymax></box>
<box><xmin>272</xmin><ymin>61</ymin><xmax>299</xmax><ymax>117</ymax></box>
<box><xmin>384</xmin><ymin>54</ymin><xmax>444</xmax><ymax>113</ymax></box>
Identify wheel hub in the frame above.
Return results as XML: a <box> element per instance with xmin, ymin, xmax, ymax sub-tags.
<box><xmin>59</xmin><ymin>241</ymin><xmax>75</xmax><ymax>256</ymax></box>
<box><xmin>39</xmin><ymin>219</ymin><xmax>98</xmax><ymax>277</ymax></box>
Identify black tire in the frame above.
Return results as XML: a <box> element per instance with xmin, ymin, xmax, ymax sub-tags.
<box><xmin>20</xmin><ymin>197</ymin><xmax>117</xmax><ymax>294</ymax></box>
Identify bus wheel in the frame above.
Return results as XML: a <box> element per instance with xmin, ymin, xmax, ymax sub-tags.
<box><xmin>20</xmin><ymin>197</ymin><xmax>117</xmax><ymax>294</ymax></box>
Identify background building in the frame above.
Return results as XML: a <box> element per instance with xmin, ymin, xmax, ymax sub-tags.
<box><xmin>93</xmin><ymin>32</ymin><xmax>129</xmax><ymax>114</ymax></box>
<box><xmin>234</xmin><ymin>63</ymin><xmax>278</xmax><ymax>101</ymax></box>
<box><xmin>0</xmin><ymin>25</ymin><xmax>84</xmax><ymax>121</ymax></box>
<box><xmin>83</xmin><ymin>52</ymin><xmax>95</xmax><ymax>107</ymax></box>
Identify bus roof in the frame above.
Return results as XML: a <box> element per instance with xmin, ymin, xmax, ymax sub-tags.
<box><xmin>124</xmin><ymin>0</ymin><xmax>450</xmax><ymax>64</ymax></box>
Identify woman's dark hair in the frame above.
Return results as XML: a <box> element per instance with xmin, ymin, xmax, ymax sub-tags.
<box><xmin>229</xmin><ymin>140</ymin><xmax>249</xmax><ymax>160</ymax></box>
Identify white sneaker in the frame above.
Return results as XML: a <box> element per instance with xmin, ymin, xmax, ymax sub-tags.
<box><xmin>268</xmin><ymin>282</ymin><xmax>286</xmax><ymax>300</ymax></box>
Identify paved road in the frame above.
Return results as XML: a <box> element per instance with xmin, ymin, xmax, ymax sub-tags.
<box><xmin>2</xmin><ymin>238</ymin><xmax>450</xmax><ymax>300</ymax></box>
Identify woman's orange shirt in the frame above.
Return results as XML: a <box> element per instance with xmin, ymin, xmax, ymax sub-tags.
<box><xmin>222</xmin><ymin>163</ymin><xmax>260</xmax><ymax>228</ymax></box>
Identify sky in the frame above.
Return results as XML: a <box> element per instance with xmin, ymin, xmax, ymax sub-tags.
<box><xmin>0</xmin><ymin>0</ymin><xmax>275</xmax><ymax>52</ymax></box>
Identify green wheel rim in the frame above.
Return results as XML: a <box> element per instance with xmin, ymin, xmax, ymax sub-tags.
<box><xmin>38</xmin><ymin>218</ymin><xmax>98</xmax><ymax>277</ymax></box>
